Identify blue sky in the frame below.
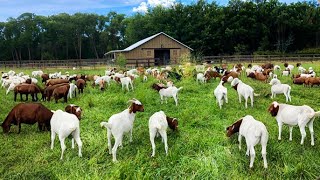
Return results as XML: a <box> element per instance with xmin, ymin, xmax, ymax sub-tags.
<box><xmin>0</xmin><ymin>0</ymin><xmax>304</xmax><ymax>22</ymax></box>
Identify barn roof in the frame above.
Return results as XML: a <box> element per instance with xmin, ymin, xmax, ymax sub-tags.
<box><xmin>106</xmin><ymin>32</ymin><xmax>193</xmax><ymax>54</ymax></box>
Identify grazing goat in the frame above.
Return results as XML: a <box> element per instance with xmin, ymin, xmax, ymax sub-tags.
<box><xmin>268</xmin><ymin>101</ymin><xmax>320</xmax><ymax>145</ymax></box>
<box><xmin>50</xmin><ymin>110</ymin><xmax>82</xmax><ymax>160</ymax></box>
<box><xmin>196</xmin><ymin>73</ymin><xmax>207</xmax><ymax>83</ymax></box>
<box><xmin>159</xmin><ymin>86</ymin><xmax>183</xmax><ymax>106</ymax></box>
<box><xmin>65</xmin><ymin>104</ymin><xmax>82</xmax><ymax>120</ymax></box>
<box><xmin>53</xmin><ymin>84</ymin><xmax>70</xmax><ymax>103</ymax></box>
<box><xmin>76</xmin><ymin>79</ymin><xmax>85</xmax><ymax>94</ymax></box>
<box><xmin>68</xmin><ymin>83</ymin><xmax>77</xmax><ymax>98</ymax></box>
<box><xmin>214</xmin><ymin>80</ymin><xmax>228</xmax><ymax>109</ymax></box>
<box><xmin>100</xmin><ymin>99</ymin><xmax>144</xmax><ymax>162</ymax></box>
<box><xmin>269</xmin><ymin>79</ymin><xmax>291</xmax><ymax>102</ymax></box>
<box><xmin>1</xmin><ymin>103</ymin><xmax>53</xmax><ymax>133</ymax></box>
<box><xmin>120</xmin><ymin>77</ymin><xmax>134</xmax><ymax>91</ymax></box>
<box><xmin>230</xmin><ymin>78</ymin><xmax>255</xmax><ymax>108</ymax></box>
<box><xmin>149</xmin><ymin>111</ymin><xmax>178</xmax><ymax>157</ymax></box>
<box><xmin>226</xmin><ymin>115</ymin><xmax>268</xmax><ymax>168</ymax></box>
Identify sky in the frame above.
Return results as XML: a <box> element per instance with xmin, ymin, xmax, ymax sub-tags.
<box><xmin>0</xmin><ymin>0</ymin><xmax>305</xmax><ymax>22</ymax></box>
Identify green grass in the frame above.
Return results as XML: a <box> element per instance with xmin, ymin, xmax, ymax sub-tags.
<box><xmin>0</xmin><ymin>63</ymin><xmax>320</xmax><ymax>179</ymax></box>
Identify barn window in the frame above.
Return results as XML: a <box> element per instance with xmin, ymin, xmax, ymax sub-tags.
<box><xmin>147</xmin><ymin>50</ymin><xmax>151</xmax><ymax>57</ymax></box>
<box><xmin>173</xmin><ymin>50</ymin><xmax>177</xmax><ymax>56</ymax></box>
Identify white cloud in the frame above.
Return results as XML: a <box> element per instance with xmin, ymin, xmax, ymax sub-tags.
<box><xmin>132</xmin><ymin>0</ymin><xmax>176</xmax><ymax>13</ymax></box>
<box><xmin>133</xmin><ymin>2</ymin><xmax>148</xmax><ymax>13</ymax></box>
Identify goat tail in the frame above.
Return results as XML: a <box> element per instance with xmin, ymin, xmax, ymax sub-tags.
<box><xmin>254</xmin><ymin>93</ymin><xmax>260</xmax><ymax>97</ymax></box>
<box><xmin>313</xmin><ymin>111</ymin><xmax>320</xmax><ymax>118</ymax></box>
<box><xmin>100</xmin><ymin>121</ymin><xmax>110</xmax><ymax>129</ymax></box>
<box><xmin>177</xmin><ymin>87</ymin><xmax>183</xmax><ymax>91</ymax></box>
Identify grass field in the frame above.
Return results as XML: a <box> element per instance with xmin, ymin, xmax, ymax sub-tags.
<box><xmin>0</xmin><ymin>62</ymin><xmax>320</xmax><ymax>179</ymax></box>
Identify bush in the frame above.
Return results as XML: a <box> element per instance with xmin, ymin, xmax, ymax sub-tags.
<box><xmin>116</xmin><ymin>53</ymin><xmax>127</xmax><ymax>68</ymax></box>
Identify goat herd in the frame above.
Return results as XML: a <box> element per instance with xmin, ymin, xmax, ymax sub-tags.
<box><xmin>0</xmin><ymin>62</ymin><xmax>319</xmax><ymax>169</ymax></box>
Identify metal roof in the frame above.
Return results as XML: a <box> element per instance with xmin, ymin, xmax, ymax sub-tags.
<box><xmin>105</xmin><ymin>32</ymin><xmax>193</xmax><ymax>55</ymax></box>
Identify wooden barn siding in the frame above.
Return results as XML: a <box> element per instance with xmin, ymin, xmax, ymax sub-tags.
<box><xmin>117</xmin><ymin>34</ymin><xmax>191</xmax><ymax>64</ymax></box>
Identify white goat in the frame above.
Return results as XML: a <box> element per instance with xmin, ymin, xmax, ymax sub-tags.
<box><xmin>282</xmin><ymin>70</ymin><xmax>290</xmax><ymax>76</ymax></box>
<box><xmin>214</xmin><ymin>81</ymin><xmax>228</xmax><ymax>109</ymax></box>
<box><xmin>269</xmin><ymin>101</ymin><xmax>320</xmax><ymax>146</ymax></box>
<box><xmin>274</xmin><ymin>65</ymin><xmax>281</xmax><ymax>71</ymax></box>
<box><xmin>148</xmin><ymin>111</ymin><xmax>176</xmax><ymax>157</ymax></box>
<box><xmin>196</xmin><ymin>73</ymin><xmax>207</xmax><ymax>83</ymax></box>
<box><xmin>269</xmin><ymin>79</ymin><xmax>291</xmax><ymax>102</ymax></box>
<box><xmin>143</xmin><ymin>75</ymin><xmax>148</xmax><ymax>82</ymax></box>
<box><xmin>68</xmin><ymin>83</ymin><xmax>78</xmax><ymax>99</ymax></box>
<box><xmin>50</xmin><ymin>110</ymin><xmax>82</xmax><ymax>160</ymax></box>
<box><xmin>32</xmin><ymin>70</ymin><xmax>43</xmax><ymax>77</ymax></box>
<box><xmin>230</xmin><ymin>78</ymin><xmax>255</xmax><ymax>108</ymax></box>
<box><xmin>159</xmin><ymin>86</ymin><xmax>183</xmax><ymax>106</ymax></box>
<box><xmin>100</xmin><ymin>99</ymin><xmax>144</xmax><ymax>162</ymax></box>
<box><xmin>120</xmin><ymin>77</ymin><xmax>133</xmax><ymax>91</ymax></box>
<box><xmin>227</xmin><ymin>115</ymin><xmax>268</xmax><ymax>168</ymax></box>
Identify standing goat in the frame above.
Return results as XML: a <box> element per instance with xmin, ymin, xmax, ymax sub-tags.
<box><xmin>269</xmin><ymin>79</ymin><xmax>291</xmax><ymax>102</ymax></box>
<box><xmin>100</xmin><ymin>99</ymin><xmax>144</xmax><ymax>162</ymax></box>
<box><xmin>214</xmin><ymin>80</ymin><xmax>228</xmax><ymax>109</ymax></box>
<box><xmin>268</xmin><ymin>101</ymin><xmax>320</xmax><ymax>145</ymax></box>
<box><xmin>231</xmin><ymin>78</ymin><xmax>256</xmax><ymax>108</ymax></box>
<box><xmin>226</xmin><ymin>115</ymin><xmax>268</xmax><ymax>169</ymax></box>
<box><xmin>50</xmin><ymin>110</ymin><xmax>82</xmax><ymax>160</ymax></box>
<box><xmin>149</xmin><ymin>111</ymin><xmax>178</xmax><ymax>157</ymax></box>
<box><xmin>159</xmin><ymin>86</ymin><xmax>183</xmax><ymax>106</ymax></box>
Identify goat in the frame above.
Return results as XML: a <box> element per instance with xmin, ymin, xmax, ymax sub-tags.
<box><xmin>268</xmin><ymin>101</ymin><xmax>320</xmax><ymax>145</ymax></box>
<box><xmin>68</xmin><ymin>83</ymin><xmax>77</xmax><ymax>99</ymax></box>
<box><xmin>197</xmin><ymin>73</ymin><xmax>207</xmax><ymax>83</ymax></box>
<box><xmin>1</xmin><ymin>103</ymin><xmax>53</xmax><ymax>133</ymax></box>
<box><xmin>50</xmin><ymin>110</ymin><xmax>82</xmax><ymax>160</ymax></box>
<box><xmin>53</xmin><ymin>84</ymin><xmax>70</xmax><ymax>103</ymax></box>
<box><xmin>149</xmin><ymin>111</ymin><xmax>178</xmax><ymax>157</ymax></box>
<box><xmin>159</xmin><ymin>86</ymin><xmax>183</xmax><ymax>106</ymax></box>
<box><xmin>76</xmin><ymin>79</ymin><xmax>85</xmax><ymax>94</ymax></box>
<box><xmin>100</xmin><ymin>99</ymin><xmax>144</xmax><ymax>162</ymax></box>
<box><xmin>269</xmin><ymin>79</ymin><xmax>291</xmax><ymax>102</ymax></box>
<box><xmin>226</xmin><ymin>115</ymin><xmax>268</xmax><ymax>168</ymax></box>
<box><xmin>214</xmin><ymin>80</ymin><xmax>228</xmax><ymax>109</ymax></box>
<box><xmin>230</xmin><ymin>78</ymin><xmax>255</xmax><ymax>108</ymax></box>
<box><xmin>120</xmin><ymin>77</ymin><xmax>134</xmax><ymax>91</ymax></box>
<box><xmin>65</xmin><ymin>104</ymin><xmax>82</xmax><ymax>120</ymax></box>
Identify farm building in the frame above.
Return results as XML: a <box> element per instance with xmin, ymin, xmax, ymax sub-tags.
<box><xmin>105</xmin><ymin>32</ymin><xmax>193</xmax><ymax>66</ymax></box>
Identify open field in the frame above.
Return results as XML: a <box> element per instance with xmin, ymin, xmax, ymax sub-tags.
<box><xmin>0</xmin><ymin>62</ymin><xmax>320</xmax><ymax>179</ymax></box>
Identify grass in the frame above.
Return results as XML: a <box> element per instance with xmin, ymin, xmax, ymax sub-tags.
<box><xmin>0</xmin><ymin>62</ymin><xmax>320</xmax><ymax>179</ymax></box>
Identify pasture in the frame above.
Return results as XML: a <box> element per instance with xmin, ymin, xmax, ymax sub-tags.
<box><xmin>0</xmin><ymin>62</ymin><xmax>320</xmax><ymax>179</ymax></box>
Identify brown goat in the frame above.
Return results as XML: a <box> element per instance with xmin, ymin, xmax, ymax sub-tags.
<box><xmin>43</xmin><ymin>83</ymin><xmax>69</xmax><ymax>101</ymax></box>
<box><xmin>46</xmin><ymin>79</ymin><xmax>69</xmax><ymax>86</ymax></box>
<box><xmin>261</xmin><ymin>63</ymin><xmax>274</xmax><ymax>70</ymax></box>
<box><xmin>53</xmin><ymin>84</ymin><xmax>70</xmax><ymax>103</ymax></box>
<box><xmin>14</xmin><ymin>84</ymin><xmax>42</xmax><ymax>102</ymax></box>
<box><xmin>76</xmin><ymin>79</ymin><xmax>85</xmax><ymax>94</ymax></box>
<box><xmin>41</xmin><ymin>74</ymin><xmax>49</xmax><ymax>84</ymax></box>
<box><xmin>152</xmin><ymin>83</ymin><xmax>166</xmax><ymax>91</ymax></box>
<box><xmin>304</xmin><ymin>77</ymin><xmax>320</xmax><ymax>87</ymax></box>
<box><xmin>65</xmin><ymin>104</ymin><xmax>82</xmax><ymax>120</ymax></box>
<box><xmin>293</xmin><ymin>77</ymin><xmax>306</xmax><ymax>85</ymax></box>
<box><xmin>205</xmin><ymin>70</ymin><xmax>221</xmax><ymax>81</ymax></box>
<box><xmin>166</xmin><ymin>117</ymin><xmax>178</xmax><ymax>131</ymax></box>
<box><xmin>254</xmin><ymin>72</ymin><xmax>268</xmax><ymax>82</ymax></box>
<box><xmin>1</xmin><ymin>103</ymin><xmax>53</xmax><ymax>134</ymax></box>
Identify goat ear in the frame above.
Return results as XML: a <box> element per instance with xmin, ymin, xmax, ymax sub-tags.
<box><xmin>226</xmin><ymin>127</ymin><xmax>229</xmax><ymax>131</ymax></box>
<box><xmin>273</xmin><ymin>101</ymin><xmax>279</xmax><ymax>108</ymax></box>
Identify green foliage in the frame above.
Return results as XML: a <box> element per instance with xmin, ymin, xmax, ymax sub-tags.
<box><xmin>116</xmin><ymin>53</ymin><xmax>127</xmax><ymax>68</ymax></box>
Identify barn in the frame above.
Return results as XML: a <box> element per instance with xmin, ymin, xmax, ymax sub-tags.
<box><xmin>105</xmin><ymin>32</ymin><xmax>193</xmax><ymax>66</ymax></box>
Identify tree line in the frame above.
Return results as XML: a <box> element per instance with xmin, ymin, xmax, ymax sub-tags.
<box><xmin>0</xmin><ymin>0</ymin><xmax>319</xmax><ymax>61</ymax></box>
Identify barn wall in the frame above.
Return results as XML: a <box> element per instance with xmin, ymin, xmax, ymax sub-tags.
<box><xmin>115</xmin><ymin>34</ymin><xmax>191</xmax><ymax>66</ymax></box>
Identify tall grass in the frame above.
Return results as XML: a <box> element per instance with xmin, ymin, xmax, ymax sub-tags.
<box><xmin>0</xmin><ymin>63</ymin><xmax>319</xmax><ymax>179</ymax></box>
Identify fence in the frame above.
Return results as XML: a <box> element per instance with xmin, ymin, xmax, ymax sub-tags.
<box><xmin>0</xmin><ymin>58</ymin><xmax>160</xmax><ymax>69</ymax></box>
<box><xmin>202</xmin><ymin>54</ymin><xmax>320</xmax><ymax>64</ymax></box>
<box><xmin>1</xmin><ymin>54</ymin><xmax>319</xmax><ymax>69</ymax></box>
